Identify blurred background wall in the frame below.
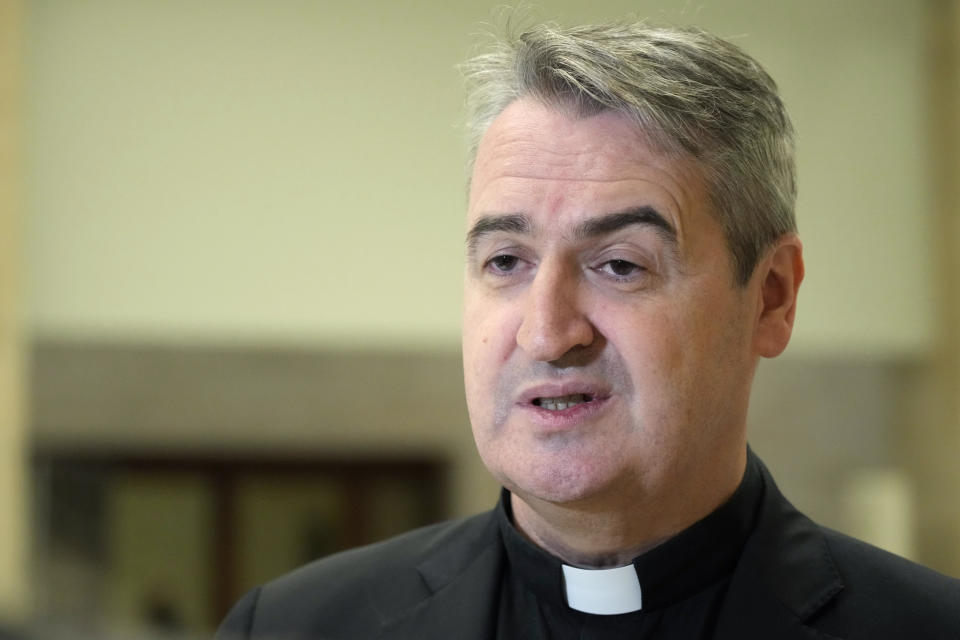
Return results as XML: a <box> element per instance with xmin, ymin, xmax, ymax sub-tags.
<box><xmin>0</xmin><ymin>0</ymin><xmax>28</xmax><ymax>628</ymax></box>
<box><xmin>2</xmin><ymin>0</ymin><xmax>958</xmax><ymax>636</ymax></box>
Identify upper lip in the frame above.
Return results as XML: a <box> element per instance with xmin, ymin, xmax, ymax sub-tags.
<box><xmin>517</xmin><ymin>382</ymin><xmax>611</xmax><ymax>405</ymax></box>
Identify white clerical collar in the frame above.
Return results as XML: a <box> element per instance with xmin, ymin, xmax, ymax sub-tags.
<box><xmin>561</xmin><ymin>563</ymin><xmax>643</xmax><ymax>615</ymax></box>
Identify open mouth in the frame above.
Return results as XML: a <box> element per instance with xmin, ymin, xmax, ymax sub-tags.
<box><xmin>532</xmin><ymin>393</ymin><xmax>594</xmax><ymax>411</ymax></box>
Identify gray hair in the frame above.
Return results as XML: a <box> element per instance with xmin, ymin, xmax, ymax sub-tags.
<box><xmin>462</xmin><ymin>21</ymin><xmax>796</xmax><ymax>285</ymax></box>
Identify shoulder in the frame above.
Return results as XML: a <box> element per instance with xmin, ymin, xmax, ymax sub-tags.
<box><xmin>215</xmin><ymin>510</ymin><xmax>497</xmax><ymax>640</ymax></box>
<box><xmin>743</xmin><ymin>455</ymin><xmax>960</xmax><ymax>639</ymax></box>
<box><xmin>813</xmin><ymin>527</ymin><xmax>960</xmax><ymax>637</ymax></box>
<box><xmin>261</xmin><ymin>509</ymin><xmax>496</xmax><ymax>602</ymax></box>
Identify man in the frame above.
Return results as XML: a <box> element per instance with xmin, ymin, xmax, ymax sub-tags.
<box><xmin>216</xmin><ymin>21</ymin><xmax>960</xmax><ymax>639</ymax></box>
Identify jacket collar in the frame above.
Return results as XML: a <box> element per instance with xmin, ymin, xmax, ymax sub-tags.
<box><xmin>376</xmin><ymin>512</ymin><xmax>504</xmax><ymax>640</ymax></box>
<box><xmin>377</xmin><ymin>452</ymin><xmax>846</xmax><ymax>640</ymax></box>
<box><xmin>715</xmin><ymin>454</ymin><xmax>845</xmax><ymax>640</ymax></box>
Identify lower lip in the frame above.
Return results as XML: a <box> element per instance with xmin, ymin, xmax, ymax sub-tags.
<box><xmin>517</xmin><ymin>396</ymin><xmax>612</xmax><ymax>431</ymax></box>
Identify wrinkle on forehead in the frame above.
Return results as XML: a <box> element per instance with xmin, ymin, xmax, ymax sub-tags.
<box><xmin>468</xmin><ymin>100</ymin><xmax>705</xmax><ymax>250</ymax></box>
<box><xmin>474</xmin><ymin>100</ymin><xmax>685</xmax><ymax>178</ymax></box>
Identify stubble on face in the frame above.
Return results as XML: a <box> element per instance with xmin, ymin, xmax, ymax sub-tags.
<box><xmin>481</xmin><ymin>346</ymin><xmax>641</xmax><ymax>502</ymax></box>
<box><xmin>462</xmin><ymin>98</ymin><xmax>756</xmax><ymax>516</ymax></box>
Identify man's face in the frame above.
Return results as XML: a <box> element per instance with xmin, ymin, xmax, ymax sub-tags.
<box><xmin>462</xmin><ymin>98</ymin><xmax>764</xmax><ymax>509</ymax></box>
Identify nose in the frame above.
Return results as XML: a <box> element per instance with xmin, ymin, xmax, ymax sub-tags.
<box><xmin>516</xmin><ymin>261</ymin><xmax>596</xmax><ymax>362</ymax></box>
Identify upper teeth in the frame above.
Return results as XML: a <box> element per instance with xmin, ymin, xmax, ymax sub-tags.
<box><xmin>536</xmin><ymin>394</ymin><xmax>589</xmax><ymax>411</ymax></box>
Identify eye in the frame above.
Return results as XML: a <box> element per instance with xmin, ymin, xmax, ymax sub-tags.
<box><xmin>487</xmin><ymin>254</ymin><xmax>520</xmax><ymax>273</ymax></box>
<box><xmin>599</xmin><ymin>259</ymin><xmax>645</xmax><ymax>279</ymax></box>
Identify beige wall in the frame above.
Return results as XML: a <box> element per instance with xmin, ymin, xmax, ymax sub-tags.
<box><xmin>0</xmin><ymin>0</ymin><xmax>27</xmax><ymax>623</ymax></box>
<box><xmin>901</xmin><ymin>0</ymin><xmax>960</xmax><ymax>576</ymax></box>
<box><xmin>25</xmin><ymin>0</ymin><xmax>936</xmax><ymax>357</ymax></box>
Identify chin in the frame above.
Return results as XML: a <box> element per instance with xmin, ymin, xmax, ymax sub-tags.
<box><xmin>497</xmin><ymin>460</ymin><xmax>618</xmax><ymax>506</ymax></box>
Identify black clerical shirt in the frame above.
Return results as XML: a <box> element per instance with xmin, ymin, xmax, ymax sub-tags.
<box><xmin>495</xmin><ymin>455</ymin><xmax>765</xmax><ymax>639</ymax></box>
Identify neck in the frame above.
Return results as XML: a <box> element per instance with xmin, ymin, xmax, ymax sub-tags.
<box><xmin>510</xmin><ymin>448</ymin><xmax>747</xmax><ymax>568</ymax></box>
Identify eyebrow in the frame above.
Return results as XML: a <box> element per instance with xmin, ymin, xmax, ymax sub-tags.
<box><xmin>573</xmin><ymin>207</ymin><xmax>676</xmax><ymax>242</ymax></box>
<box><xmin>465</xmin><ymin>206</ymin><xmax>676</xmax><ymax>256</ymax></box>
<box><xmin>466</xmin><ymin>213</ymin><xmax>529</xmax><ymax>255</ymax></box>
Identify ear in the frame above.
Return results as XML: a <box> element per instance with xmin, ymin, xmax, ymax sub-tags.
<box><xmin>753</xmin><ymin>234</ymin><xmax>804</xmax><ymax>358</ymax></box>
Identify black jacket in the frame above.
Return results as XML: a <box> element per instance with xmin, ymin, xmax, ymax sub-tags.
<box><xmin>216</xmin><ymin>457</ymin><xmax>960</xmax><ymax>639</ymax></box>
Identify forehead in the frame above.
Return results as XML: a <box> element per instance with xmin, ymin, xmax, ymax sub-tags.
<box><xmin>468</xmin><ymin>99</ymin><xmax>708</xmax><ymax>236</ymax></box>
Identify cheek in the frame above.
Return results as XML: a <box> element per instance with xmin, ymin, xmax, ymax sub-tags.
<box><xmin>644</xmin><ymin>291</ymin><xmax>753</xmax><ymax>425</ymax></box>
<box><xmin>462</xmin><ymin>296</ymin><xmax>521</xmax><ymax>409</ymax></box>
<box><xmin>463</xmin><ymin>293</ymin><xmax>520</xmax><ymax>361</ymax></box>
<box><xmin>462</xmin><ymin>290</ymin><xmax>488</xmax><ymax>360</ymax></box>
<box><xmin>594</xmin><ymin>301</ymin><xmax>703</xmax><ymax>439</ymax></box>
<box><xmin>595</xmin><ymin>302</ymin><xmax>686</xmax><ymax>376</ymax></box>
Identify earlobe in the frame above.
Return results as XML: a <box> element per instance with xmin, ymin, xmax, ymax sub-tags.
<box><xmin>754</xmin><ymin>235</ymin><xmax>804</xmax><ymax>358</ymax></box>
